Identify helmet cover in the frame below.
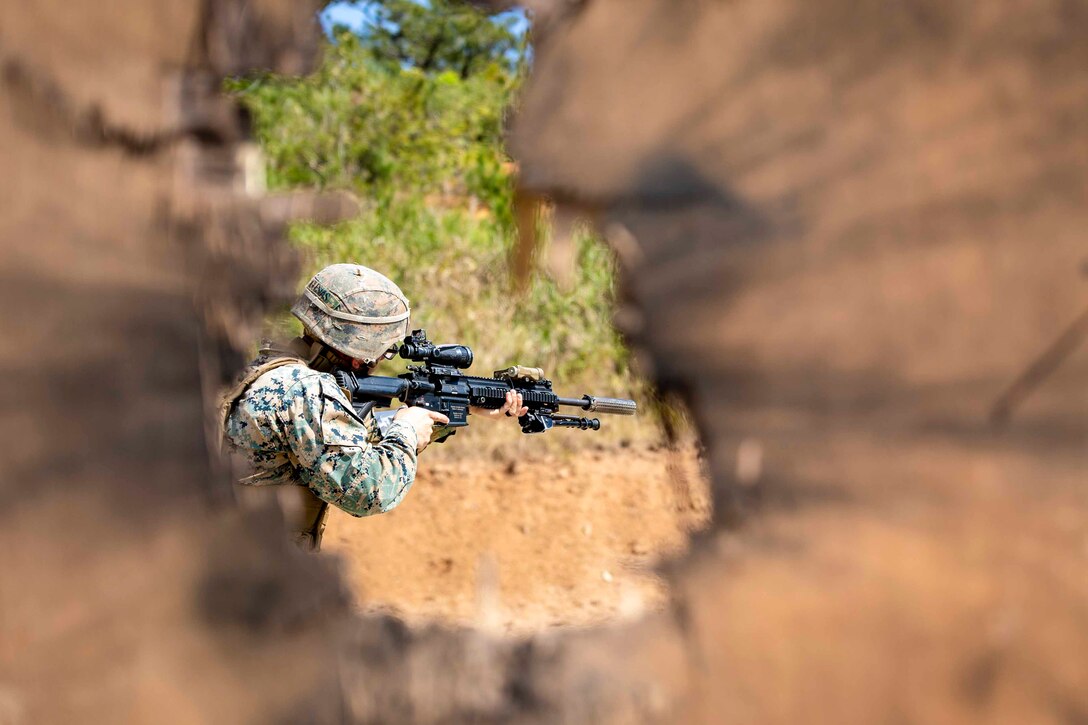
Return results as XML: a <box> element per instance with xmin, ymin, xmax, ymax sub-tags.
<box><xmin>291</xmin><ymin>263</ymin><xmax>410</xmax><ymax>363</ymax></box>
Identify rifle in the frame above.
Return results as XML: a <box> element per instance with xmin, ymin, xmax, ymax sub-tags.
<box><xmin>334</xmin><ymin>329</ymin><xmax>637</xmax><ymax>440</ymax></box>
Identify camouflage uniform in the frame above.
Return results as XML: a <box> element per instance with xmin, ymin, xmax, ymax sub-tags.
<box><xmin>222</xmin><ymin>342</ymin><xmax>418</xmax><ymax>550</ymax></box>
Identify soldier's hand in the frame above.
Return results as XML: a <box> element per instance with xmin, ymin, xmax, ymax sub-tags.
<box><xmin>393</xmin><ymin>406</ymin><xmax>450</xmax><ymax>452</ymax></box>
<box><xmin>469</xmin><ymin>390</ymin><xmax>528</xmax><ymax>422</ymax></box>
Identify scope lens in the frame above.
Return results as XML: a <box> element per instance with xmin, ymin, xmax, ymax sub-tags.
<box><xmin>434</xmin><ymin>345</ymin><xmax>473</xmax><ymax>368</ymax></box>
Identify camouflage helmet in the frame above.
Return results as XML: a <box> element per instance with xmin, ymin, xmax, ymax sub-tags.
<box><xmin>291</xmin><ymin>263</ymin><xmax>411</xmax><ymax>364</ymax></box>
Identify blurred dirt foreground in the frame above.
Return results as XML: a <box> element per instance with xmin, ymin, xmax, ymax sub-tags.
<box><xmin>2</xmin><ymin>1</ymin><xmax>1087</xmax><ymax>723</ymax></box>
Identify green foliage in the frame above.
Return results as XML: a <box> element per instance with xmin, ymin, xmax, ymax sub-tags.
<box><xmin>229</xmin><ymin>13</ymin><xmax>663</xmax><ymax>452</ymax></box>
<box><xmin>351</xmin><ymin>0</ymin><xmax>526</xmax><ymax>78</ymax></box>
<box><xmin>226</xmin><ymin>30</ymin><xmax>517</xmax><ymax>214</ymax></box>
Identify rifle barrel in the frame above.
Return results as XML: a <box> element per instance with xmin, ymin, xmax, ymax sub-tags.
<box><xmin>556</xmin><ymin>395</ymin><xmax>637</xmax><ymax>416</ymax></box>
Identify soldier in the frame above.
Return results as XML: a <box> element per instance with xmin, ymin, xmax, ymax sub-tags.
<box><xmin>220</xmin><ymin>263</ymin><xmax>527</xmax><ymax>550</ymax></box>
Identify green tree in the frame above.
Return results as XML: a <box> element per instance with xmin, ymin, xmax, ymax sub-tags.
<box><xmin>346</xmin><ymin>0</ymin><xmax>525</xmax><ymax>78</ymax></box>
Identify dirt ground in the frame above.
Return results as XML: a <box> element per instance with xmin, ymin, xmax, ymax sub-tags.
<box><xmin>324</xmin><ymin>444</ymin><xmax>710</xmax><ymax>633</ymax></box>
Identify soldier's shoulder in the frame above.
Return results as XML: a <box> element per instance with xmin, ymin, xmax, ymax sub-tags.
<box><xmin>239</xmin><ymin>361</ymin><xmax>330</xmax><ymax>407</ymax></box>
<box><xmin>250</xmin><ymin>361</ymin><xmax>321</xmax><ymax>389</ymax></box>
<box><xmin>253</xmin><ymin>362</ymin><xmax>351</xmax><ymax>402</ymax></box>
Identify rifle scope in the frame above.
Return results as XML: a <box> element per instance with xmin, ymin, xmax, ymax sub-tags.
<box><xmin>398</xmin><ymin>329</ymin><xmax>474</xmax><ymax>369</ymax></box>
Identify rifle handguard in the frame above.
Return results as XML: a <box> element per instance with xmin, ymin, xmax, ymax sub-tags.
<box><xmin>582</xmin><ymin>395</ymin><xmax>637</xmax><ymax>416</ymax></box>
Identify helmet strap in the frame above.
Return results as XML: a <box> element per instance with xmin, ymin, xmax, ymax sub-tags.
<box><xmin>301</xmin><ymin>334</ymin><xmax>368</xmax><ymax>373</ymax></box>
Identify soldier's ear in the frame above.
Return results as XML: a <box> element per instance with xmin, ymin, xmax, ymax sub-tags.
<box><xmin>351</xmin><ymin>358</ymin><xmax>365</xmax><ymax>371</ymax></box>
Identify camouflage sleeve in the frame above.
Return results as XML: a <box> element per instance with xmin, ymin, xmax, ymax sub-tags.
<box><xmin>279</xmin><ymin>373</ymin><xmax>419</xmax><ymax>517</ymax></box>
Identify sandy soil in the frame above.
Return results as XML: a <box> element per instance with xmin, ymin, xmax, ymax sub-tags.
<box><xmin>323</xmin><ymin>444</ymin><xmax>710</xmax><ymax>633</ymax></box>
